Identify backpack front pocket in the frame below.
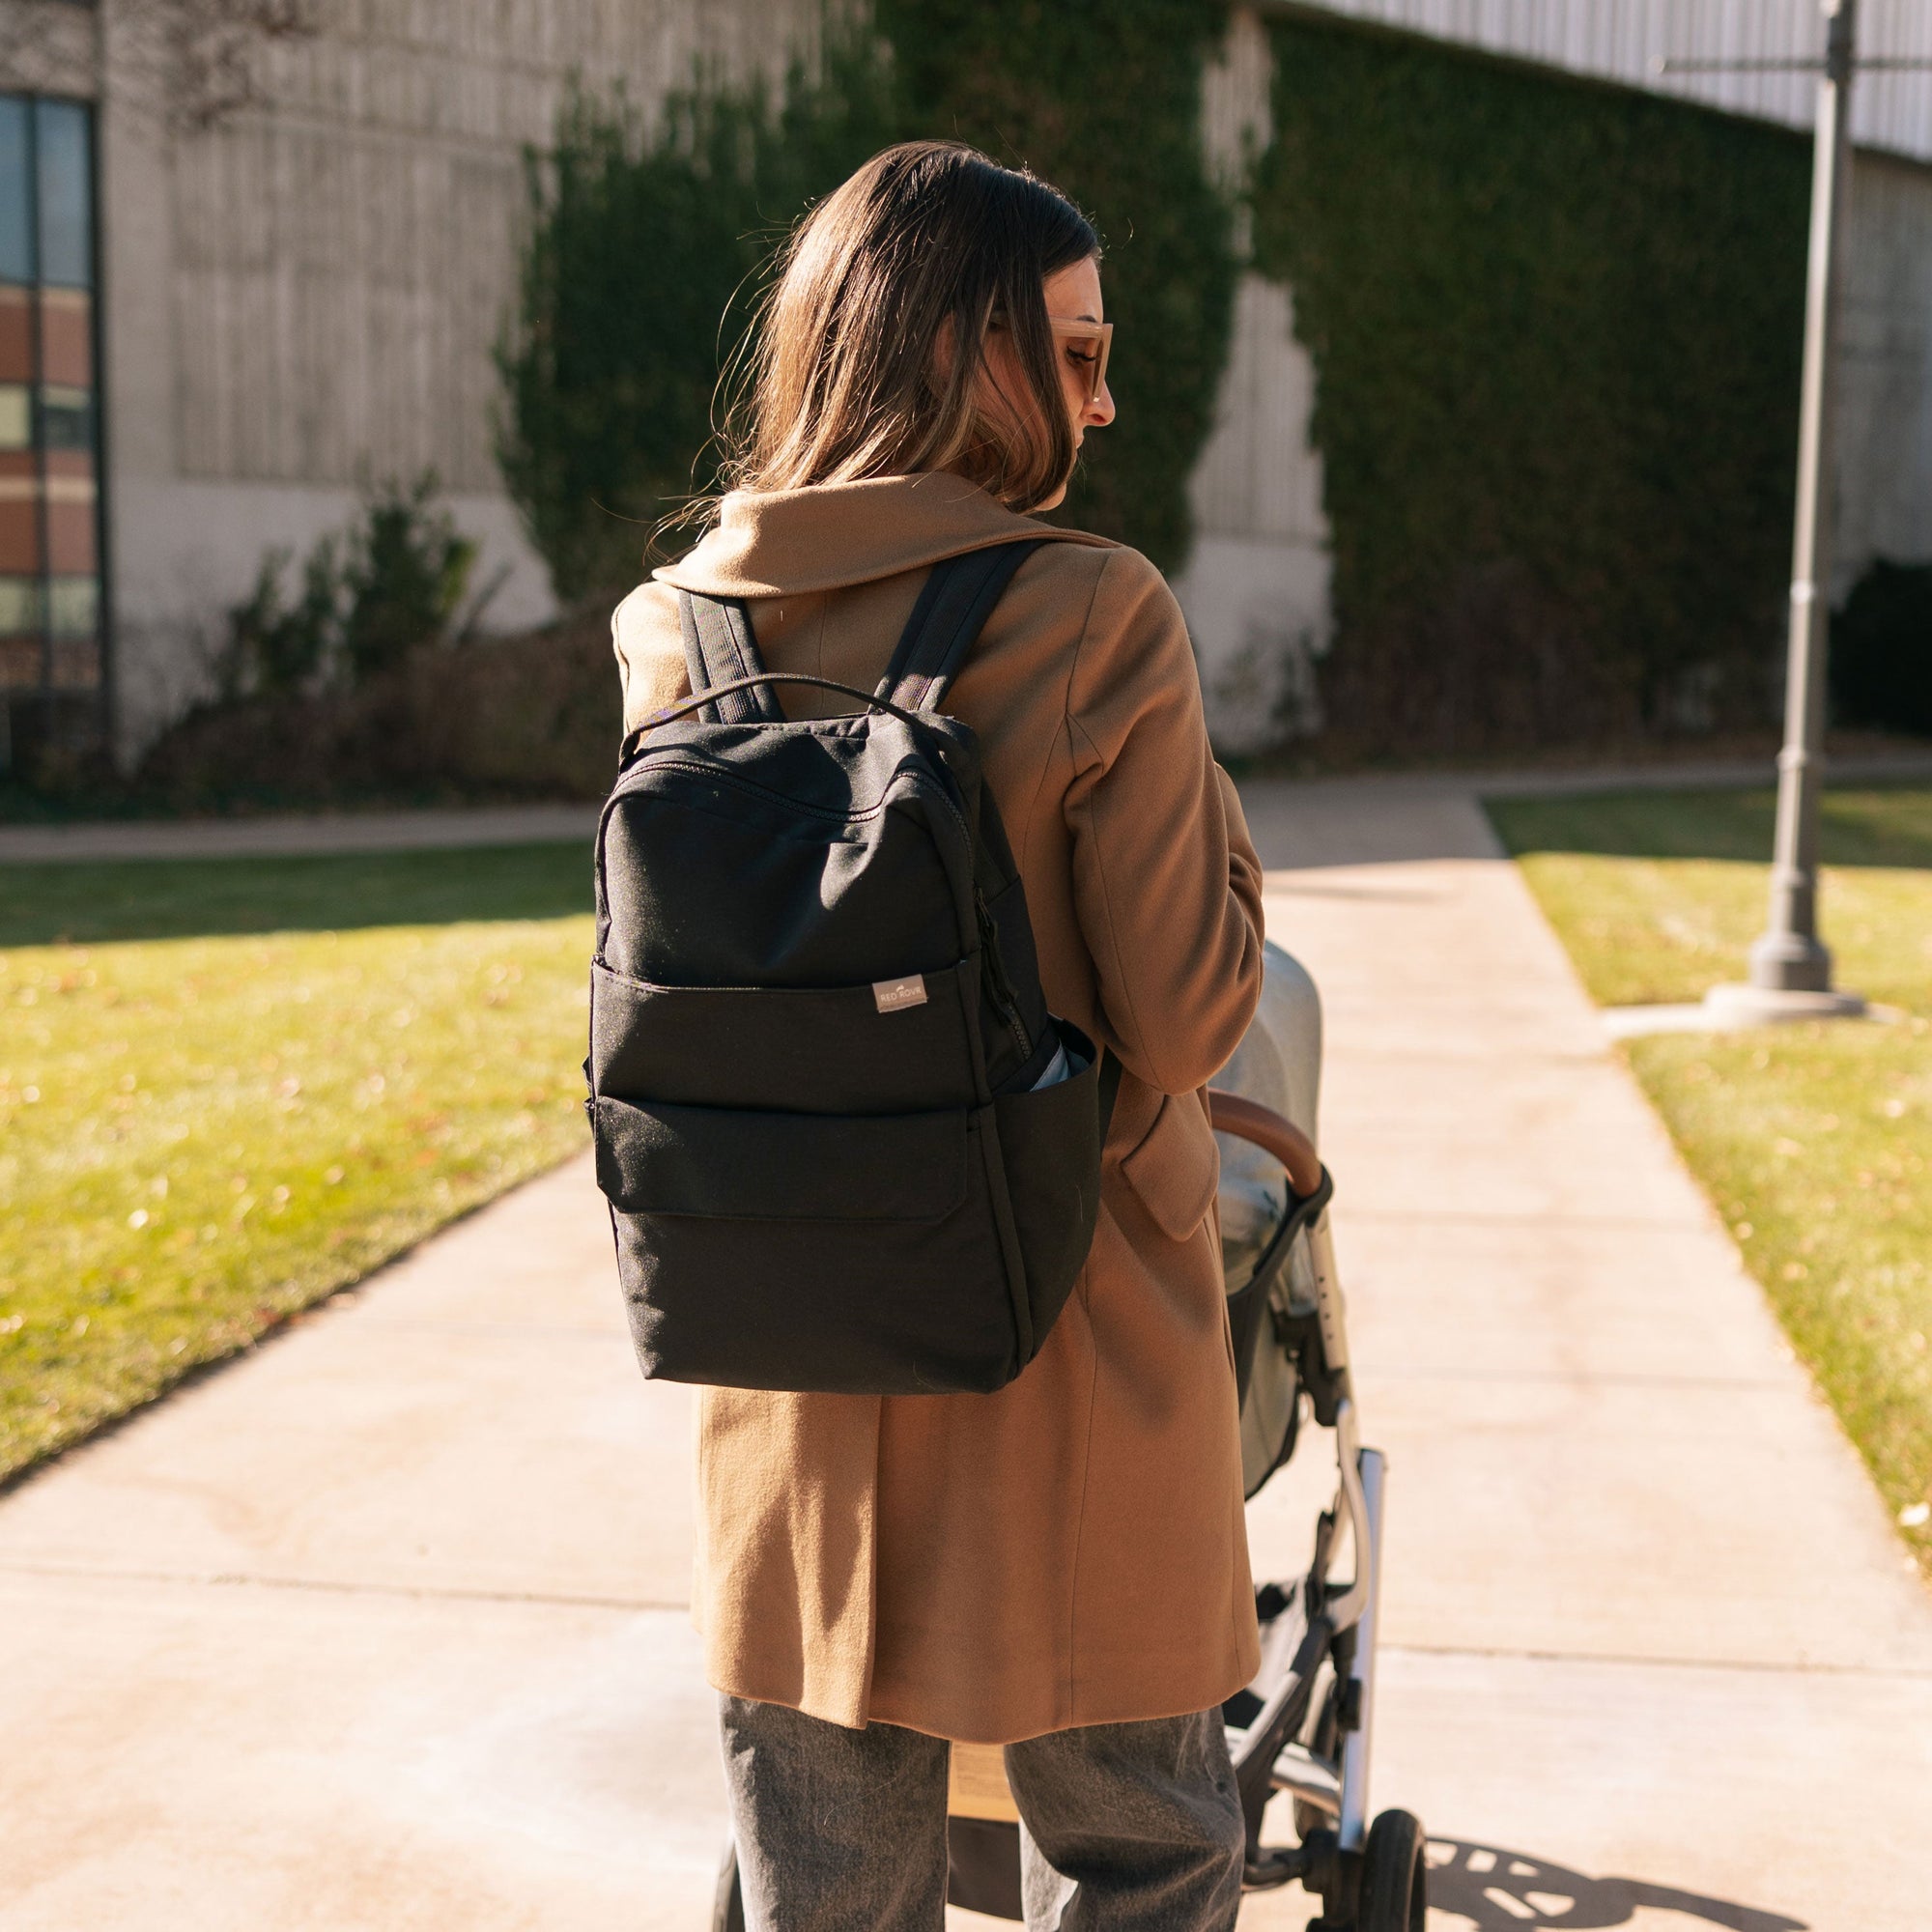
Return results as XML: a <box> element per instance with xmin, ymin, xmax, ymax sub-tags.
<box><xmin>590</xmin><ymin>961</ymin><xmax>981</xmax><ymax>1116</ymax></box>
<box><xmin>596</xmin><ymin>1094</ymin><xmax>1020</xmax><ymax>1394</ymax></box>
<box><xmin>591</xmin><ymin>1094</ymin><xmax>967</xmax><ymax>1223</ymax></box>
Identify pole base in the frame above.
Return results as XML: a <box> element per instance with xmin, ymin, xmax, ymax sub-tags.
<box><xmin>1747</xmin><ymin>929</ymin><xmax>1833</xmax><ymax>994</ymax></box>
<box><xmin>1701</xmin><ymin>982</ymin><xmax>1867</xmax><ymax>1027</ymax></box>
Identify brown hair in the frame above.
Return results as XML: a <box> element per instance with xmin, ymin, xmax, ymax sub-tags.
<box><xmin>720</xmin><ymin>141</ymin><xmax>1099</xmax><ymax>513</ymax></box>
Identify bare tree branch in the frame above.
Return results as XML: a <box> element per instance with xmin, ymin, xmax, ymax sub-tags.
<box><xmin>0</xmin><ymin>0</ymin><xmax>99</xmax><ymax>97</ymax></box>
<box><xmin>0</xmin><ymin>0</ymin><xmax>319</xmax><ymax>130</ymax></box>
<box><xmin>121</xmin><ymin>0</ymin><xmax>318</xmax><ymax>131</ymax></box>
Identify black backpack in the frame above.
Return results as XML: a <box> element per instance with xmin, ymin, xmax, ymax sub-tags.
<box><xmin>588</xmin><ymin>539</ymin><xmax>1120</xmax><ymax>1396</ymax></box>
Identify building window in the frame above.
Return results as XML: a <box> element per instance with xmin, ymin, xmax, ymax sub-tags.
<box><xmin>1</xmin><ymin>93</ymin><xmax>105</xmax><ymax>771</ymax></box>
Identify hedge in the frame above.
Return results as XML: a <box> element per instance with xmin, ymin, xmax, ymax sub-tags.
<box><xmin>1252</xmin><ymin>14</ymin><xmax>1812</xmax><ymax>753</ymax></box>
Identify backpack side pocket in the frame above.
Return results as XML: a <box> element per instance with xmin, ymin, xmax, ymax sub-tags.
<box><xmin>987</xmin><ymin>1020</ymin><xmax>1107</xmax><ymax>1362</ymax></box>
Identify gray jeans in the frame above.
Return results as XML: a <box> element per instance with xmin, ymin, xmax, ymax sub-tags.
<box><xmin>719</xmin><ymin>1694</ymin><xmax>1244</xmax><ymax>1932</ymax></box>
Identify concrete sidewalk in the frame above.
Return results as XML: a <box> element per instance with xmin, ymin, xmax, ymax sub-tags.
<box><xmin>0</xmin><ymin>803</ymin><xmax>602</xmax><ymax>863</ymax></box>
<box><xmin>0</xmin><ymin>1160</ymin><xmax>713</xmax><ymax>1928</ymax></box>
<box><xmin>2</xmin><ymin>778</ymin><xmax>1929</xmax><ymax>1929</ymax></box>
<box><xmin>1235</xmin><ymin>781</ymin><xmax>1932</xmax><ymax>1931</ymax></box>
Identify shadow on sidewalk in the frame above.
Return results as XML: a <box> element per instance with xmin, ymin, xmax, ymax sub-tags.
<box><xmin>1425</xmin><ymin>1840</ymin><xmax>1805</xmax><ymax>1931</ymax></box>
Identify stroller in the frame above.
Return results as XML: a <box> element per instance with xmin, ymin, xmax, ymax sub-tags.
<box><xmin>717</xmin><ymin>944</ymin><xmax>1426</xmax><ymax>1931</ymax></box>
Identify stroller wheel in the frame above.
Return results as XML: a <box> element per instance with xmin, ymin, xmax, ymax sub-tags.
<box><xmin>1355</xmin><ymin>1808</ymin><xmax>1426</xmax><ymax>1932</ymax></box>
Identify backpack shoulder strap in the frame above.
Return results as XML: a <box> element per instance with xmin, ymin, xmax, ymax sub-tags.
<box><xmin>877</xmin><ymin>539</ymin><xmax>1046</xmax><ymax>714</ymax></box>
<box><xmin>678</xmin><ymin>589</ymin><xmax>785</xmax><ymax>726</ymax></box>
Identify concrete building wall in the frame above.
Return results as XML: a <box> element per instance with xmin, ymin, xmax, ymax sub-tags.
<box><xmin>1839</xmin><ymin>148</ymin><xmax>1932</xmax><ymax>586</ymax></box>
<box><xmin>0</xmin><ymin>0</ymin><xmax>94</xmax><ymax>97</ymax></box>
<box><xmin>8</xmin><ymin>0</ymin><xmax>829</xmax><ymax>753</ymax></box>
<box><xmin>1176</xmin><ymin>271</ymin><xmax>1332</xmax><ymax>755</ymax></box>
<box><xmin>1179</xmin><ymin>5</ymin><xmax>1333</xmax><ymax>753</ymax></box>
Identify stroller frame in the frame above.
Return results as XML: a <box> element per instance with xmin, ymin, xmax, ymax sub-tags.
<box><xmin>1209</xmin><ymin>1091</ymin><xmax>1421</xmax><ymax>1931</ymax></box>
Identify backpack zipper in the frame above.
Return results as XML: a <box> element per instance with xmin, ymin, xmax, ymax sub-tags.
<box><xmin>623</xmin><ymin>742</ymin><xmax>1015</xmax><ymax>1052</ymax></box>
<box><xmin>976</xmin><ymin>887</ymin><xmax>1035</xmax><ymax>1065</ymax></box>
<box><xmin>626</xmin><ymin>755</ymin><xmax>972</xmax><ymax>843</ymax></box>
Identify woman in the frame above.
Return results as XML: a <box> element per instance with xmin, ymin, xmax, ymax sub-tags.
<box><xmin>613</xmin><ymin>141</ymin><xmax>1266</xmax><ymax>1931</ymax></box>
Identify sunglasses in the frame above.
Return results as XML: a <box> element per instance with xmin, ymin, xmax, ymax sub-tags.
<box><xmin>1048</xmin><ymin>316</ymin><xmax>1113</xmax><ymax>407</ymax></box>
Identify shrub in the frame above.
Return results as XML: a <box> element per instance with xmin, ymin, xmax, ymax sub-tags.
<box><xmin>136</xmin><ymin>598</ymin><xmax>622</xmax><ymax>810</ymax></box>
<box><xmin>219</xmin><ymin>473</ymin><xmax>482</xmax><ymax>698</ymax></box>
<box><xmin>224</xmin><ymin>542</ymin><xmax>339</xmax><ymax>699</ymax></box>
<box><xmin>872</xmin><ymin>0</ymin><xmax>1237</xmax><ymax>572</ymax></box>
<box><xmin>338</xmin><ymin>474</ymin><xmax>482</xmax><ymax>683</ymax></box>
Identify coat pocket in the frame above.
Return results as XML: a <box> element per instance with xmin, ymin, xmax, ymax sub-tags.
<box><xmin>1119</xmin><ymin>1091</ymin><xmax>1220</xmax><ymax>1243</ymax></box>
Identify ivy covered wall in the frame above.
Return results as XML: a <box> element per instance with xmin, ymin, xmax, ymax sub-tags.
<box><xmin>494</xmin><ymin>38</ymin><xmax>901</xmax><ymax>600</ymax></box>
<box><xmin>1251</xmin><ymin>15</ymin><xmax>1813</xmax><ymax>752</ymax></box>
<box><xmin>876</xmin><ymin>1</ymin><xmax>1237</xmax><ymax>571</ymax></box>
<box><xmin>497</xmin><ymin>3</ymin><xmax>1825</xmax><ymax>757</ymax></box>
<box><xmin>497</xmin><ymin>3</ymin><xmax>1238</xmax><ymax>599</ymax></box>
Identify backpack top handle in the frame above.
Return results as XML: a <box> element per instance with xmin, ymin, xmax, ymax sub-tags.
<box><xmin>619</xmin><ymin>672</ymin><xmax>938</xmax><ymax>763</ymax></box>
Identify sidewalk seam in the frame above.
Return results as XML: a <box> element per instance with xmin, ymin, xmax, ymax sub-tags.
<box><xmin>0</xmin><ymin>1559</ymin><xmax>687</xmax><ymax>1615</ymax></box>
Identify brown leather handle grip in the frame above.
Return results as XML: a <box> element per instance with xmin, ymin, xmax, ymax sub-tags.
<box><xmin>1207</xmin><ymin>1090</ymin><xmax>1323</xmax><ymax>1199</ymax></box>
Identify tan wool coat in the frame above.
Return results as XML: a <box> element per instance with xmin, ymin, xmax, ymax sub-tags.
<box><xmin>612</xmin><ymin>472</ymin><xmax>1267</xmax><ymax>1745</ymax></box>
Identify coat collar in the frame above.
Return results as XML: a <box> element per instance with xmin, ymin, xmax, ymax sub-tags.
<box><xmin>651</xmin><ymin>473</ymin><xmax>1112</xmax><ymax>599</ymax></box>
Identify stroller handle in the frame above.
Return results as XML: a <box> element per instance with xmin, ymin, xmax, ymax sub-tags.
<box><xmin>1207</xmin><ymin>1090</ymin><xmax>1323</xmax><ymax>1200</ymax></box>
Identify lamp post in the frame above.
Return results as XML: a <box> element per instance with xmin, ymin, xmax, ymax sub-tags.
<box><xmin>1703</xmin><ymin>0</ymin><xmax>1866</xmax><ymax>1022</ymax></box>
<box><xmin>1765</xmin><ymin>0</ymin><xmax>1854</xmax><ymax>981</ymax></box>
<box><xmin>1662</xmin><ymin>0</ymin><xmax>1932</xmax><ymax>1024</ymax></box>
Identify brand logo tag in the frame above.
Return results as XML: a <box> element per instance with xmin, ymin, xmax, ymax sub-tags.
<box><xmin>872</xmin><ymin>976</ymin><xmax>928</xmax><ymax>1013</ymax></box>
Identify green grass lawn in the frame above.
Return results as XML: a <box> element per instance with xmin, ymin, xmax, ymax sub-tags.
<box><xmin>1</xmin><ymin>844</ymin><xmax>594</xmax><ymax>1482</ymax></box>
<box><xmin>1489</xmin><ymin>786</ymin><xmax>1932</xmax><ymax>1575</ymax></box>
